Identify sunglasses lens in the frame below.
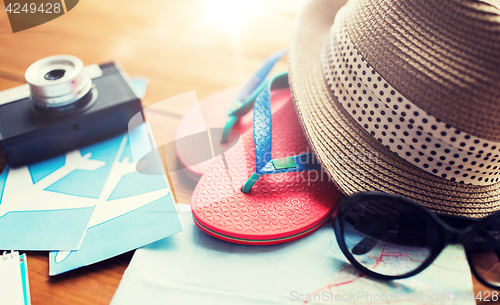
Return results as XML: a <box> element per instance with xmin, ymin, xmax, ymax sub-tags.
<box><xmin>340</xmin><ymin>195</ymin><xmax>441</xmax><ymax>277</ymax></box>
<box><xmin>467</xmin><ymin>215</ymin><xmax>500</xmax><ymax>287</ymax></box>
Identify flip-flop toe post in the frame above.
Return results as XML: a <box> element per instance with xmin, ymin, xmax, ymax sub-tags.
<box><xmin>192</xmin><ymin>72</ymin><xmax>342</xmax><ymax>245</ymax></box>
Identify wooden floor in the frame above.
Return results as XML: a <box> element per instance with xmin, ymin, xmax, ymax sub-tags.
<box><xmin>0</xmin><ymin>0</ymin><xmax>498</xmax><ymax>304</ymax></box>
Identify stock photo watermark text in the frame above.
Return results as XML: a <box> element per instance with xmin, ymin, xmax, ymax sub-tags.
<box><xmin>290</xmin><ymin>290</ymin><xmax>499</xmax><ymax>303</ymax></box>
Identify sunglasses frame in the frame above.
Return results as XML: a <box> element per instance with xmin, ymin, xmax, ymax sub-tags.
<box><xmin>332</xmin><ymin>192</ymin><xmax>500</xmax><ymax>289</ymax></box>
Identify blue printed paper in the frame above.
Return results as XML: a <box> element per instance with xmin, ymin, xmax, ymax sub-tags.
<box><xmin>48</xmin><ymin>123</ymin><xmax>182</xmax><ymax>275</ymax></box>
<box><xmin>0</xmin><ymin>144</ymin><xmax>112</xmax><ymax>250</ymax></box>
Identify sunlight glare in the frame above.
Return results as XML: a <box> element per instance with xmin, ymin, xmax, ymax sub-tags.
<box><xmin>202</xmin><ymin>0</ymin><xmax>261</xmax><ymax>30</ymax></box>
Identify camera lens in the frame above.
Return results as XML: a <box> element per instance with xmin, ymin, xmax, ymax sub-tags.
<box><xmin>25</xmin><ymin>55</ymin><xmax>92</xmax><ymax>108</ymax></box>
<box><xmin>44</xmin><ymin>69</ymin><xmax>66</xmax><ymax>80</ymax></box>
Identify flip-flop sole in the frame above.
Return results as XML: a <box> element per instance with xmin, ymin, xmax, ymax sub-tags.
<box><xmin>176</xmin><ymin>86</ymin><xmax>290</xmax><ymax>179</ymax></box>
<box><xmin>193</xmin><ymin>215</ymin><xmax>331</xmax><ymax>245</ymax></box>
<box><xmin>191</xmin><ymin>90</ymin><xmax>342</xmax><ymax>244</ymax></box>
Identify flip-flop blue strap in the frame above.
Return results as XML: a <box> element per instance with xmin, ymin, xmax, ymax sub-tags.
<box><xmin>241</xmin><ymin>73</ymin><xmax>323</xmax><ymax>193</ymax></box>
<box><xmin>221</xmin><ymin>49</ymin><xmax>287</xmax><ymax>144</ymax></box>
<box><xmin>253</xmin><ymin>79</ymin><xmax>273</xmax><ymax>172</ymax></box>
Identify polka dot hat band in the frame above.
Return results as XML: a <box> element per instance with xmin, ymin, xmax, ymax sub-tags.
<box><xmin>288</xmin><ymin>0</ymin><xmax>500</xmax><ymax>218</ymax></box>
<box><xmin>322</xmin><ymin>6</ymin><xmax>500</xmax><ymax>186</ymax></box>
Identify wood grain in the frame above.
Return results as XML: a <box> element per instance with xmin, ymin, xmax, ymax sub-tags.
<box><xmin>0</xmin><ymin>0</ymin><xmax>498</xmax><ymax>304</ymax></box>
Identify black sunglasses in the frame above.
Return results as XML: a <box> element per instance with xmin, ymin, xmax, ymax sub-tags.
<box><xmin>332</xmin><ymin>192</ymin><xmax>500</xmax><ymax>289</ymax></box>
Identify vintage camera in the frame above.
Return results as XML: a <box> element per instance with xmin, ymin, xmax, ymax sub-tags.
<box><xmin>0</xmin><ymin>55</ymin><xmax>143</xmax><ymax>167</ymax></box>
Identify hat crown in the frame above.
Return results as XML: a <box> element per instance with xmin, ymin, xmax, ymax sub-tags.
<box><xmin>344</xmin><ymin>0</ymin><xmax>500</xmax><ymax>141</ymax></box>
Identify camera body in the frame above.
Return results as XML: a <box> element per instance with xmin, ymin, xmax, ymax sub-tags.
<box><xmin>0</xmin><ymin>56</ymin><xmax>143</xmax><ymax>168</ymax></box>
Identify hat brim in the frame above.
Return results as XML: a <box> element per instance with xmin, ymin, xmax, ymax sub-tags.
<box><xmin>288</xmin><ymin>0</ymin><xmax>500</xmax><ymax>218</ymax></box>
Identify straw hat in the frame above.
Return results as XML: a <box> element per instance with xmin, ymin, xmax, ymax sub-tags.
<box><xmin>288</xmin><ymin>0</ymin><xmax>500</xmax><ymax>218</ymax></box>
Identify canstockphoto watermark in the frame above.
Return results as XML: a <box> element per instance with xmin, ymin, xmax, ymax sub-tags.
<box><xmin>290</xmin><ymin>290</ymin><xmax>500</xmax><ymax>303</ymax></box>
<box><xmin>127</xmin><ymin>91</ymin><xmax>379</xmax><ymax>182</ymax></box>
<box><xmin>290</xmin><ymin>290</ymin><xmax>426</xmax><ymax>303</ymax></box>
<box><xmin>256</xmin><ymin>148</ymin><xmax>379</xmax><ymax>186</ymax></box>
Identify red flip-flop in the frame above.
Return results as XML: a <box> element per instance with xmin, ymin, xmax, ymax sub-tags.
<box><xmin>175</xmin><ymin>50</ymin><xmax>288</xmax><ymax>179</ymax></box>
<box><xmin>191</xmin><ymin>72</ymin><xmax>342</xmax><ymax>245</ymax></box>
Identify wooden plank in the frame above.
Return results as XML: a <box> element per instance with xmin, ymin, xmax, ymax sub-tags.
<box><xmin>0</xmin><ymin>77</ymin><xmax>23</xmax><ymax>90</ymax></box>
<box><xmin>23</xmin><ymin>251</ymin><xmax>133</xmax><ymax>305</ymax></box>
